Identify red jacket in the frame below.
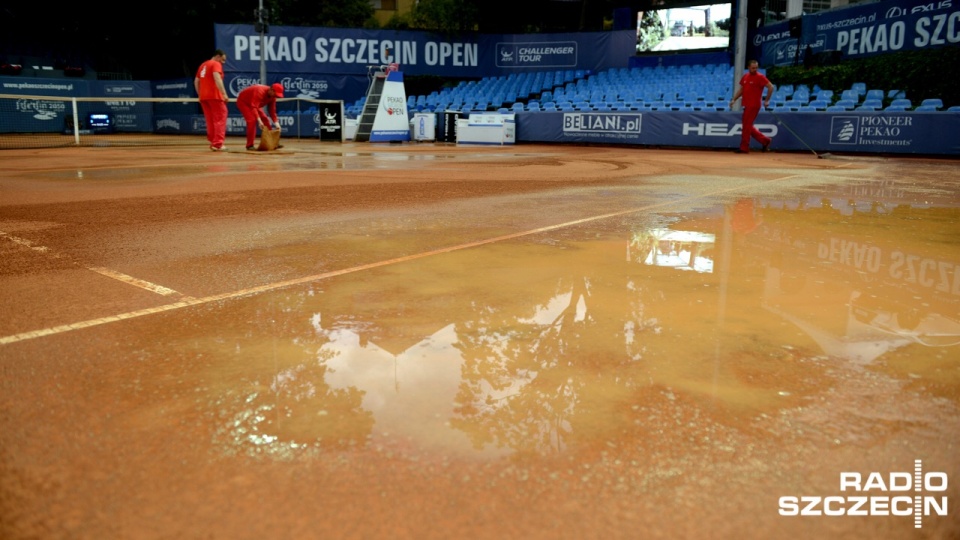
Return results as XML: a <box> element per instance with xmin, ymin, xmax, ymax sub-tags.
<box><xmin>237</xmin><ymin>84</ymin><xmax>278</xmax><ymax>124</ymax></box>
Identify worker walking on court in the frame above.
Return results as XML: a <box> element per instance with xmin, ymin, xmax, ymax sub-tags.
<box><xmin>729</xmin><ymin>60</ymin><xmax>774</xmax><ymax>154</ymax></box>
<box><xmin>194</xmin><ymin>49</ymin><xmax>229</xmax><ymax>151</ymax></box>
<box><xmin>236</xmin><ymin>83</ymin><xmax>284</xmax><ymax>151</ymax></box>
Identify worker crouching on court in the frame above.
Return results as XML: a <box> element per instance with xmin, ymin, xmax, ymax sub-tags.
<box><xmin>237</xmin><ymin>83</ymin><xmax>284</xmax><ymax>151</ymax></box>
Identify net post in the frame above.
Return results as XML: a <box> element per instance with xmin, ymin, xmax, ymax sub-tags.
<box><xmin>71</xmin><ymin>98</ymin><xmax>80</xmax><ymax>145</ymax></box>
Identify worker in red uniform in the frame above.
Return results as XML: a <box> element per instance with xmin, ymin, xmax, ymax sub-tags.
<box><xmin>194</xmin><ymin>49</ymin><xmax>228</xmax><ymax>151</ymax></box>
<box><xmin>729</xmin><ymin>60</ymin><xmax>774</xmax><ymax>154</ymax></box>
<box><xmin>236</xmin><ymin>83</ymin><xmax>284</xmax><ymax>150</ymax></box>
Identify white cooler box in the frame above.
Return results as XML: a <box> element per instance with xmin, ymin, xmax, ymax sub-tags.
<box><xmin>345</xmin><ymin>118</ymin><xmax>359</xmax><ymax>140</ymax></box>
<box><xmin>456</xmin><ymin>113</ymin><xmax>516</xmax><ymax>145</ymax></box>
<box><xmin>410</xmin><ymin>113</ymin><xmax>436</xmax><ymax>141</ymax></box>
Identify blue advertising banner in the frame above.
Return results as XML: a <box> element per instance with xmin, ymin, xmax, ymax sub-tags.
<box><xmin>751</xmin><ymin>0</ymin><xmax>959</xmax><ymax>66</ymax></box>
<box><xmin>215</xmin><ymin>24</ymin><xmax>635</xmax><ymax>78</ymax></box>
<box><xmin>88</xmin><ymin>81</ymin><xmax>152</xmax><ymax>98</ymax></box>
<box><xmin>223</xmin><ymin>72</ymin><xmax>367</xmax><ymax>104</ymax></box>
<box><xmin>0</xmin><ymin>76</ymin><xmax>89</xmax><ymax>97</ymax></box>
<box><xmin>152</xmin><ymin>110</ymin><xmax>339</xmax><ymax>140</ymax></box>
<box><xmin>515</xmin><ymin>110</ymin><xmax>960</xmax><ymax>155</ymax></box>
<box><xmin>0</xmin><ymin>76</ymin><xmax>89</xmax><ymax>133</ymax></box>
<box><xmin>85</xmin><ymin>81</ymin><xmax>154</xmax><ymax>132</ymax></box>
<box><xmin>152</xmin><ymin>79</ymin><xmax>195</xmax><ymax>99</ymax></box>
<box><xmin>150</xmin><ymin>78</ymin><xmax>201</xmax><ymax>120</ymax></box>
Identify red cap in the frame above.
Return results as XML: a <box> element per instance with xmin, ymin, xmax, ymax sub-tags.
<box><xmin>271</xmin><ymin>83</ymin><xmax>284</xmax><ymax>98</ymax></box>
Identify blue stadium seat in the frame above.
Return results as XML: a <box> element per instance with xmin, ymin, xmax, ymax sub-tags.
<box><xmin>865</xmin><ymin>89</ymin><xmax>884</xmax><ymax>101</ymax></box>
<box><xmin>948</xmin><ymin>106</ymin><xmax>960</xmax><ymax>112</ymax></box>
<box><xmin>889</xmin><ymin>98</ymin><xmax>912</xmax><ymax>109</ymax></box>
<box><xmin>914</xmin><ymin>105</ymin><xmax>939</xmax><ymax>112</ymax></box>
<box><xmin>919</xmin><ymin>98</ymin><xmax>943</xmax><ymax>110</ymax></box>
<box><xmin>812</xmin><ymin>89</ymin><xmax>833</xmax><ymax>101</ymax></box>
<box><xmin>840</xmin><ymin>90</ymin><xmax>860</xmax><ymax>103</ymax></box>
<box><xmin>791</xmin><ymin>88</ymin><xmax>810</xmax><ymax>104</ymax></box>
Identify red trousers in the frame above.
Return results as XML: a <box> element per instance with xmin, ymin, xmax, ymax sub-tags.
<box><xmin>740</xmin><ymin>106</ymin><xmax>771</xmax><ymax>152</ymax></box>
<box><xmin>238</xmin><ymin>103</ymin><xmax>269</xmax><ymax>148</ymax></box>
<box><xmin>200</xmin><ymin>99</ymin><xmax>227</xmax><ymax>149</ymax></box>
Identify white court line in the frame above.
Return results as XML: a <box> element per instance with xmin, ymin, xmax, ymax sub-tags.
<box><xmin>87</xmin><ymin>267</ymin><xmax>181</xmax><ymax>296</ymax></box>
<box><xmin>1</xmin><ymin>232</ymin><xmax>56</xmax><ymax>255</ymax></box>
<box><xmin>0</xmin><ymin>231</ymin><xmax>183</xmax><ymax>298</ymax></box>
<box><xmin>0</xmin><ymin>176</ymin><xmax>796</xmax><ymax>346</ymax></box>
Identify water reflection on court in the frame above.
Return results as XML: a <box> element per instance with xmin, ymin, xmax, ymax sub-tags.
<box><xmin>1</xmin><ymin>147</ymin><xmax>957</xmax><ymax>539</ymax></box>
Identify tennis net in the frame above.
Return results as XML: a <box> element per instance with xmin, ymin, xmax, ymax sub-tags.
<box><xmin>0</xmin><ymin>94</ymin><xmax>345</xmax><ymax>149</ymax></box>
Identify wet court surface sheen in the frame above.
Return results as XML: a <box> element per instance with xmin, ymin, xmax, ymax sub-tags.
<box><xmin>0</xmin><ymin>145</ymin><xmax>958</xmax><ymax>539</ymax></box>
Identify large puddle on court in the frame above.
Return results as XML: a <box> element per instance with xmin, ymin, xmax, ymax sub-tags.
<box><xmin>3</xmin><ymin>163</ymin><xmax>959</xmax><ymax>538</ymax></box>
<box><xmin>20</xmin><ymin>150</ymin><xmax>527</xmax><ymax>181</ymax></box>
<box><xmin>113</xmin><ymin>174</ymin><xmax>960</xmax><ymax>466</ymax></box>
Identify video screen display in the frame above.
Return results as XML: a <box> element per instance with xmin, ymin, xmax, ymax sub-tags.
<box><xmin>88</xmin><ymin>113</ymin><xmax>113</xmax><ymax>128</ymax></box>
<box><xmin>636</xmin><ymin>2</ymin><xmax>732</xmax><ymax>53</ymax></box>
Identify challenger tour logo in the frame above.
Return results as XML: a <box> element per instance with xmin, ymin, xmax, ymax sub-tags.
<box><xmin>496</xmin><ymin>41</ymin><xmax>577</xmax><ymax>68</ymax></box>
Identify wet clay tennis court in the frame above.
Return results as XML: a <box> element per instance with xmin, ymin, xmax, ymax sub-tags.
<box><xmin>1</xmin><ymin>140</ymin><xmax>958</xmax><ymax>539</ymax></box>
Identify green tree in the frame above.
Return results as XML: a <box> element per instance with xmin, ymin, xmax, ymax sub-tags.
<box><xmin>409</xmin><ymin>0</ymin><xmax>480</xmax><ymax>33</ymax></box>
<box><xmin>636</xmin><ymin>10</ymin><xmax>665</xmax><ymax>52</ymax></box>
<box><xmin>271</xmin><ymin>0</ymin><xmax>376</xmax><ymax>27</ymax></box>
